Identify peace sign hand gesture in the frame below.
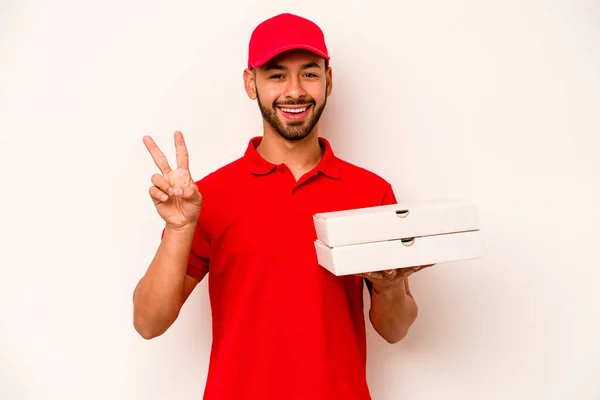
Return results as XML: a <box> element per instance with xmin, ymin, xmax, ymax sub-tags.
<box><xmin>143</xmin><ymin>131</ymin><xmax>202</xmax><ymax>230</ymax></box>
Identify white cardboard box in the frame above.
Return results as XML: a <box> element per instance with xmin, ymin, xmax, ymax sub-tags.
<box><xmin>313</xmin><ymin>198</ymin><xmax>479</xmax><ymax>247</ymax></box>
<box><xmin>314</xmin><ymin>230</ymin><xmax>484</xmax><ymax>276</ymax></box>
<box><xmin>312</xmin><ymin>198</ymin><xmax>484</xmax><ymax>276</ymax></box>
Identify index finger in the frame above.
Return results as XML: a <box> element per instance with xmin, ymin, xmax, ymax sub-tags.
<box><xmin>143</xmin><ymin>135</ymin><xmax>172</xmax><ymax>175</ymax></box>
<box><xmin>174</xmin><ymin>131</ymin><xmax>189</xmax><ymax>170</ymax></box>
<box><xmin>359</xmin><ymin>271</ymin><xmax>386</xmax><ymax>280</ymax></box>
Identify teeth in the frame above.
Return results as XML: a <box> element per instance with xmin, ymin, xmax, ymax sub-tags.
<box><xmin>280</xmin><ymin>107</ymin><xmax>307</xmax><ymax>113</ymax></box>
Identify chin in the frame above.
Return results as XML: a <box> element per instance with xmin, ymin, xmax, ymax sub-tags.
<box><xmin>277</xmin><ymin>127</ymin><xmax>313</xmax><ymax>142</ymax></box>
<box><xmin>281</xmin><ymin>133</ymin><xmax>310</xmax><ymax>142</ymax></box>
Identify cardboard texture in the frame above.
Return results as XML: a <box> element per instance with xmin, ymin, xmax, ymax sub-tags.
<box><xmin>313</xmin><ymin>198</ymin><xmax>484</xmax><ymax>276</ymax></box>
<box><xmin>314</xmin><ymin>230</ymin><xmax>484</xmax><ymax>276</ymax></box>
<box><xmin>313</xmin><ymin>198</ymin><xmax>479</xmax><ymax>247</ymax></box>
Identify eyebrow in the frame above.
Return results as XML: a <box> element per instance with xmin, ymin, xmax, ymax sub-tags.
<box><xmin>263</xmin><ymin>62</ymin><xmax>322</xmax><ymax>71</ymax></box>
<box><xmin>300</xmin><ymin>62</ymin><xmax>322</xmax><ymax>70</ymax></box>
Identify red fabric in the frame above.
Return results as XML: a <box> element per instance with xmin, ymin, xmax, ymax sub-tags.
<box><xmin>247</xmin><ymin>13</ymin><xmax>330</xmax><ymax>69</ymax></box>
<box><xmin>184</xmin><ymin>137</ymin><xmax>397</xmax><ymax>400</ymax></box>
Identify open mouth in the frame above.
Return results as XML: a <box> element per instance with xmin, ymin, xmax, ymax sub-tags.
<box><xmin>277</xmin><ymin>105</ymin><xmax>311</xmax><ymax>120</ymax></box>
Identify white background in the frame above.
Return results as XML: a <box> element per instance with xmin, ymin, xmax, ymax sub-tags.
<box><xmin>1</xmin><ymin>0</ymin><xmax>599</xmax><ymax>399</ymax></box>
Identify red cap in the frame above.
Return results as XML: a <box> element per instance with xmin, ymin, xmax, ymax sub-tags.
<box><xmin>248</xmin><ymin>13</ymin><xmax>330</xmax><ymax>69</ymax></box>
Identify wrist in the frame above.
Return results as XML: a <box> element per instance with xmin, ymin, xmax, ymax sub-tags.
<box><xmin>164</xmin><ymin>221</ymin><xmax>197</xmax><ymax>237</ymax></box>
<box><xmin>372</xmin><ymin>280</ymin><xmax>407</xmax><ymax>298</ymax></box>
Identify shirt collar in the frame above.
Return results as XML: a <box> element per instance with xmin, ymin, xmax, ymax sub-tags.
<box><xmin>243</xmin><ymin>136</ymin><xmax>341</xmax><ymax>179</ymax></box>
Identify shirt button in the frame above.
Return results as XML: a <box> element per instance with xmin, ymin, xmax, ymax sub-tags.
<box><xmin>277</xmin><ymin>165</ymin><xmax>286</xmax><ymax>173</ymax></box>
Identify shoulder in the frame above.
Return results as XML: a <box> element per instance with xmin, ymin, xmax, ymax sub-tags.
<box><xmin>336</xmin><ymin>157</ymin><xmax>392</xmax><ymax>189</ymax></box>
<box><xmin>333</xmin><ymin>156</ymin><xmax>397</xmax><ymax>205</ymax></box>
<box><xmin>194</xmin><ymin>157</ymin><xmax>246</xmax><ymax>191</ymax></box>
<box><xmin>192</xmin><ymin>157</ymin><xmax>247</xmax><ymax>225</ymax></box>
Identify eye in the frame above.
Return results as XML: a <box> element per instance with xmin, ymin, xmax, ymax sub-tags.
<box><xmin>304</xmin><ymin>72</ymin><xmax>318</xmax><ymax>78</ymax></box>
<box><xmin>269</xmin><ymin>74</ymin><xmax>284</xmax><ymax>79</ymax></box>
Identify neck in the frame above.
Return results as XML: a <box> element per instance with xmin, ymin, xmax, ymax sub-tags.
<box><xmin>257</xmin><ymin>124</ymin><xmax>323</xmax><ymax>180</ymax></box>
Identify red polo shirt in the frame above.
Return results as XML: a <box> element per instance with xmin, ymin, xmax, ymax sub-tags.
<box><xmin>185</xmin><ymin>136</ymin><xmax>397</xmax><ymax>400</ymax></box>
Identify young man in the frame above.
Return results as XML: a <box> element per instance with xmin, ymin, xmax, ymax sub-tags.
<box><xmin>133</xmin><ymin>13</ymin><xmax>430</xmax><ymax>400</ymax></box>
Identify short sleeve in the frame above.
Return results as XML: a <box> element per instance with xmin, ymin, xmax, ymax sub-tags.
<box><xmin>381</xmin><ymin>184</ymin><xmax>398</xmax><ymax>205</ymax></box>
<box><xmin>186</xmin><ymin>223</ymin><xmax>210</xmax><ymax>280</ymax></box>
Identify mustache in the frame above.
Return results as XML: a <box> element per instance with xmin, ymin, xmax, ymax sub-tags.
<box><xmin>274</xmin><ymin>99</ymin><xmax>316</xmax><ymax>107</ymax></box>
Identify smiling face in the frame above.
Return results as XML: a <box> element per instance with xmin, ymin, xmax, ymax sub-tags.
<box><xmin>244</xmin><ymin>49</ymin><xmax>332</xmax><ymax>142</ymax></box>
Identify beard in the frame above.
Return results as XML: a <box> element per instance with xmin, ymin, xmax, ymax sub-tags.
<box><xmin>256</xmin><ymin>91</ymin><xmax>327</xmax><ymax>142</ymax></box>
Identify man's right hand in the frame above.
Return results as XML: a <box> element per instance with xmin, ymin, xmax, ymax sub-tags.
<box><xmin>143</xmin><ymin>131</ymin><xmax>202</xmax><ymax>230</ymax></box>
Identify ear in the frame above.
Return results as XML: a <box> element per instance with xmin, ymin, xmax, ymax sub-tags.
<box><xmin>325</xmin><ymin>66</ymin><xmax>333</xmax><ymax>97</ymax></box>
<box><xmin>243</xmin><ymin>68</ymin><xmax>257</xmax><ymax>100</ymax></box>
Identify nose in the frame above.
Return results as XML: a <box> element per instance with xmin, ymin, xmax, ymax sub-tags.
<box><xmin>283</xmin><ymin>75</ymin><xmax>307</xmax><ymax>100</ymax></box>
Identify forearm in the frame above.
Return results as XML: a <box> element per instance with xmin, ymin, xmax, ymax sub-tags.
<box><xmin>369</xmin><ymin>280</ymin><xmax>418</xmax><ymax>343</ymax></box>
<box><xmin>133</xmin><ymin>224</ymin><xmax>196</xmax><ymax>338</ymax></box>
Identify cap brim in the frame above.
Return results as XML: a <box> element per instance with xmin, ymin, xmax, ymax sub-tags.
<box><xmin>250</xmin><ymin>44</ymin><xmax>330</xmax><ymax>69</ymax></box>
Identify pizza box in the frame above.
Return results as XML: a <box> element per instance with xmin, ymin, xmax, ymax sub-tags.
<box><xmin>314</xmin><ymin>229</ymin><xmax>484</xmax><ymax>276</ymax></box>
<box><xmin>313</xmin><ymin>198</ymin><xmax>479</xmax><ymax>247</ymax></box>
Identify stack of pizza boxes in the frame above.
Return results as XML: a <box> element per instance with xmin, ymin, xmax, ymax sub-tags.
<box><xmin>313</xmin><ymin>198</ymin><xmax>484</xmax><ymax>276</ymax></box>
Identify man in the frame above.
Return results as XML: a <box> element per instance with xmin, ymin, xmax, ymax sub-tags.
<box><xmin>133</xmin><ymin>13</ymin><xmax>430</xmax><ymax>400</ymax></box>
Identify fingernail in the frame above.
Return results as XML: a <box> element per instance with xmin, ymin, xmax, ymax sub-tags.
<box><xmin>161</xmin><ymin>195</ymin><xmax>168</xmax><ymax>201</ymax></box>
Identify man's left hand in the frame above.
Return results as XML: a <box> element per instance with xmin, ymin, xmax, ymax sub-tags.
<box><xmin>358</xmin><ymin>264</ymin><xmax>434</xmax><ymax>294</ymax></box>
